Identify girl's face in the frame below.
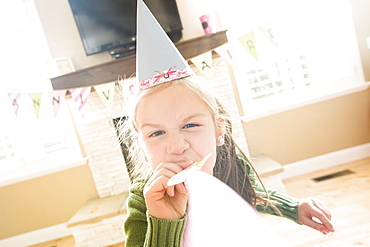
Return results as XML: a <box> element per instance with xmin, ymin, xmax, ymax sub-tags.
<box><xmin>135</xmin><ymin>83</ymin><xmax>223</xmax><ymax>175</ymax></box>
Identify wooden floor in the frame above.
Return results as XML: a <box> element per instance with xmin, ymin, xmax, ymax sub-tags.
<box><xmin>262</xmin><ymin>157</ymin><xmax>370</xmax><ymax>247</ymax></box>
<box><xmin>31</xmin><ymin>157</ymin><xmax>370</xmax><ymax>247</ymax></box>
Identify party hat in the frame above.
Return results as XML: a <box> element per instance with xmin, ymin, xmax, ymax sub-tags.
<box><xmin>136</xmin><ymin>0</ymin><xmax>193</xmax><ymax>90</ymax></box>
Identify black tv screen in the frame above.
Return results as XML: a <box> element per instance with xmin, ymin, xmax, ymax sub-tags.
<box><xmin>68</xmin><ymin>0</ymin><xmax>183</xmax><ymax>57</ymax></box>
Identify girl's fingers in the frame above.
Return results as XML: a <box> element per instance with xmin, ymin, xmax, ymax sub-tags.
<box><xmin>144</xmin><ymin>171</ymin><xmax>189</xmax><ymax>220</ymax></box>
<box><xmin>144</xmin><ymin>175</ymin><xmax>168</xmax><ymax>197</ymax></box>
<box><xmin>312</xmin><ymin>208</ymin><xmax>332</xmax><ymax>232</ymax></box>
<box><xmin>166</xmin><ymin>183</ymin><xmax>187</xmax><ymax>196</ymax></box>
<box><xmin>311</xmin><ymin>199</ymin><xmax>334</xmax><ymax>232</ymax></box>
<box><xmin>146</xmin><ymin>163</ymin><xmax>183</xmax><ymax>187</ymax></box>
<box><xmin>145</xmin><ymin>163</ymin><xmax>188</xmax><ymax>198</ymax></box>
<box><xmin>300</xmin><ymin>209</ymin><xmax>330</xmax><ymax>233</ymax></box>
<box><xmin>315</xmin><ymin>200</ymin><xmax>332</xmax><ymax>220</ymax></box>
<box><xmin>298</xmin><ymin>198</ymin><xmax>335</xmax><ymax>234</ymax></box>
<box><xmin>175</xmin><ymin>182</ymin><xmax>187</xmax><ymax>194</ymax></box>
<box><xmin>166</xmin><ymin>183</ymin><xmax>175</xmax><ymax>197</ymax></box>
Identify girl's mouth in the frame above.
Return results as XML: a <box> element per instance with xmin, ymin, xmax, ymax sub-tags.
<box><xmin>175</xmin><ymin>160</ymin><xmax>195</xmax><ymax>169</ymax></box>
<box><xmin>167</xmin><ymin>153</ymin><xmax>212</xmax><ymax>186</ymax></box>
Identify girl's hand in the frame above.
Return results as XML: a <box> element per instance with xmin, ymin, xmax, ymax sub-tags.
<box><xmin>144</xmin><ymin>162</ymin><xmax>189</xmax><ymax>220</ymax></box>
<box><xmin>297</xmin><ymin>197</ymin><xmax>335</xmax><ymax>235</ymax></box>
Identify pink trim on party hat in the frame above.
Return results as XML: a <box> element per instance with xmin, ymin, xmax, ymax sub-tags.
<box><xmin>139</xmin><ymin>66</ymin><xmax>192</xmax><ymax>90</ymax></box>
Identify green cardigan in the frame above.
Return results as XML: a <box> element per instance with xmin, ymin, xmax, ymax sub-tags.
<box><xmin>124</xmin><ymin>158</ymin><xmax>300</xmax><ymax>247</ymax></box>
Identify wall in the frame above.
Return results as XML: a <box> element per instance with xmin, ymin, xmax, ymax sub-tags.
<box><xmin>70</xmin><ymin>91</ymin><xmax>131</xmax><ymax>199</ymax></box>
<box><xmin>0</xmin><ymin>94</ymin><xmax>132</xmax><ymax>240</ymax></box>
<box><xmin>244</xmin><ymin>88</ymin><xmax>370</xmax><ymax>164</ymax></box>
<box><xmin>243</xmin><ymin>0</ymin><xmax>370</xmax><ymax>165</ymax></box>
<box><xmin>0</xmin><ymin>165</ymin><xmax>98</xmax><ymax>239</ymax></box>
<box><xmin>33</xmin><ymin>0</ymin><xmax>111</xmax><ymax>70</ymax></box>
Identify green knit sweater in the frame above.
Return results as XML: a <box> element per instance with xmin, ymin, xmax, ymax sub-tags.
<box><xmin>124</xmin><ymin>158</ymin><xmax>300</xmax><ymax>247</ymax></box>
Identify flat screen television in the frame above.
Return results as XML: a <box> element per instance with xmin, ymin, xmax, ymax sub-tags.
<box><xmin>68</xmin><ymin>0</ymin><xmax>183</xmax><ymax>58</ymax></box>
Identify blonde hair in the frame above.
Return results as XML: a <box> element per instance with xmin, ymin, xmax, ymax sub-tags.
<box><xmin>119</xmin><ymin>75</ymin><xmax>270</xmax><ymax>207</ymax></box>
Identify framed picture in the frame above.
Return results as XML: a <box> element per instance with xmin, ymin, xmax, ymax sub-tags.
<box><xmin>54</xmin><ymin>57</ymin><xmax>75</xmax><ymax>75</ymax></box>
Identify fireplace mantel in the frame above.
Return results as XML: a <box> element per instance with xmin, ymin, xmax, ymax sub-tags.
<box><xmin>51</xmin><ymin>30</ymin><xmax>228</xmax><ymax>90</ymax></box>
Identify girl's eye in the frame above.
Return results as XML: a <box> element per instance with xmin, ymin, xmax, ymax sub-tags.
<box><xmin>149</xmin><ymin>130</ymin><xmax>165</xmax><ymax>137</ymax></box>
<box><xmin>183</xmin><ymin>123</ymin><xmax>199</xmax><ymax>129</ymax></box>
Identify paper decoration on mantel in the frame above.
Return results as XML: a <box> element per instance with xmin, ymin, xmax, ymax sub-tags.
<box><xmin>7</xmin><ymin>93</ymin><xmax>21</xmax><ymax>117</ymax></box>
<box><xmin>54</xmin><ymin>57</ymin><xmax>76</xmax><ymax>76</ymax></box>
<box><xmin>94</xmin><ymin>82</ymin><xmax>115</xmax><ymax>113</ymax></box>
<box><xmin>69</xmin><ymin>87</ymin><xmax>91</xmax><ymax>118</ymax></box>
<box><xmin>190</xmin><ymin>51</ymin><xmax>214</xmax><ymax>78</ymax></box>
<box><xmin>238</xmin><ymin>32</ymin><xmax>258</xmax><ymax>61</ymax></box>
<box><xmin>260</xmin><ymin>22</ymin><xmax>278</xmax><ymax>47</ymax></box>
<box><xmin>49</xmin><ymin>90</ymin><xmax>67</xmax><ymax>117</ymax></box>
<box><xmin>29</xmin><ymin>93</ymin><xmax>43</xmax><ymax>118</ymax></box>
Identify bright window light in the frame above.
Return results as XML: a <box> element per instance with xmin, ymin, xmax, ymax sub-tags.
<box><xmin>0</xmin><ymin>0</ymin><xmax>83</xmax><ymax>185</ymax></box>
<box><xmin>0</xmin><ymin>0</ymin><xmax>54</xmax><ymax>92</ymax></box>
<box><xmin>214</xmin><ymin>0</ymin><xmax>366</xmax><ymax>120</ymax></box>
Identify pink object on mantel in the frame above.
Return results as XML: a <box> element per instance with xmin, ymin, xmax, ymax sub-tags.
<box><xmin>200</xmin><ymin>14</ymin><xmax>213</xmax><ymax>34</ymax></box>
<box><xmin>183</xmin><ymin>171</ymin><xmax>289</xmax><ymax>247</ymax></box>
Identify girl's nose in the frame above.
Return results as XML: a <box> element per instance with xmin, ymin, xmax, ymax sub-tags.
<box><xmin>166</xmin><ymin>132</ymin><xmax>189</xmax><ymax>155</ymax></box>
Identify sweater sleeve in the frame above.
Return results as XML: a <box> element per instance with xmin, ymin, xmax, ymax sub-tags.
<box><xmin>145</xmin><ymin>213</ymin><xmax>186</xmax><ymax>246</ymax></box>
<box><xmin>243</xmin><ymin>157</ymin><xmax>301</xmax><ymax>224</ymax></box>
<box><xmin>124</xmin><ymin>178</ymin><xmax>187</xmax><ymax>247</ymax></box>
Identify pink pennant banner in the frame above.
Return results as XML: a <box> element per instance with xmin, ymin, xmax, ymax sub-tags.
<box><xmin>69</xmin><ymin>87</ymin><xmax>91</xmax><ymax>117</ymax></box>
<box><xmin>49</xmin><ymin>90</ymin><xmax>67</xmax><ymax>117</ymax></box>
<box><xmin>215</xmin><ymin>43</ymin><xmax>236</xmax><ymax>67</ymax></box>
<box><xmin>7</xmin><ymin>93</ymin><xmax>21</xmax><ymax>117</ymax></box>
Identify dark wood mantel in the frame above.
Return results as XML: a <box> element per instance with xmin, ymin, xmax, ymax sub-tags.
<box><xmin>51</xmin><ymin>30</ymin><xmax>228</xmax><ymax>90</ymax></box>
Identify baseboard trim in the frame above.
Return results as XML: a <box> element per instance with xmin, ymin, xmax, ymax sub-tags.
<box><xmin>0</xmin><ymin>223</ymin><xmax>71</xmax><ymax>247</ymax></box>
<box><xmin>282</xmin><ymin>143</ymin><xmax>370</xmax><ymax>179</ymax></box>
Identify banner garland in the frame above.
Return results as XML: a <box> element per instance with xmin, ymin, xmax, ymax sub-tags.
<box><xmin>69</xmin><ymin>87</ymin><xmax>91</xmax><ymax>118</ymax></box>
<box><xmin>7</xmin><ymin>93</ymin><xmax>21</xmax><ymax>117</ymax></box>
<box><xmin>28</xmin><ymin>93</ymin><xmax>43</xmax><ymax>118</ymax></box>
<box><xmin>94</xmin><ymin>82</ymin><xmax>115</xmax><ymax>113</ymax></box>
<box><xmin>49</xmin><ymin>90</ymin><xmax>67</xmax><ymax>117</ymax></box>
<box><xmin>238</xmin><ymin>32</ymin><xmax>258</xmax><ymax>61</ymax></box>
<box><xmin>1</xmin><ymin>25</ymin><xmax>278</xmax><ymax>119</ymax></box>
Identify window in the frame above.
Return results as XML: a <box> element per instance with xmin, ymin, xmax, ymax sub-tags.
<box><xmin>0</xmin><ymin>0</ymin><xmax>84</xmax><ymax>186</ymax></box>
<box><xmin>0</xmin><ymin>94</ymin><xmax>84</xmax><ymax>186</ymax></box>
<box><xmin>214</xmin><ymin>0</ymin><xmax>367</xmax><ymax>120</ymax></box>
<box><xmin>0</xmin><ymin>0</ymin><xmax>55</xmax><ymax>92</ymax></box>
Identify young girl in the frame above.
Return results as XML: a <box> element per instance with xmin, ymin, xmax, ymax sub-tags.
<box><xmin>120</xmin><ymin>75</ymin><xmax>334</xmax><ymax>247</ymax></box>
<box><xmin>122</xmin><ymin>1</ymin><xmax>334</xmax><ymax>245</ymax></box>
